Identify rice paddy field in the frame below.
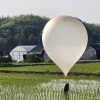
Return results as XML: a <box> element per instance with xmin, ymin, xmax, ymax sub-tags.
<box><xmin>0</xmin><ymin>62</ymin><xmax>100</xmax><ymax>73</ymax></box>
<box><xmin>0</xmin><ymin>62</ymin><xmax>100</xmax><ymax>100</ymax></box>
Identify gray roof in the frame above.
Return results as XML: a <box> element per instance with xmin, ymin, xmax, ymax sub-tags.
<box><xmin>11</xmin><ymin>45</ymin><xmax>37</xmax><ymax>52</ymax></box>
<box><xmin>28</xmin><ymin>46</ymin><xmax>44</xmax><ymax>54</ymax></box>
<box><xmin>21</xmin><ymin>45</ymin><xmax>37</xmax><ymax>52</ymax></box>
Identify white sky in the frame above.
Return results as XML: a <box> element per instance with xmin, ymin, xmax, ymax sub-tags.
<box><xmin>0</xmin><ymin>0</ymin><xmax>100</xmax><ymax>23</ymax></box>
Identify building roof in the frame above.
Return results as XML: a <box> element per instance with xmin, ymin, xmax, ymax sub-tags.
<box><xmin>88</xmin><ymin>43</ymin><xmax>100</xmax><ymax>48</ymax></box>
<box><xmin>11</xmin><ymin>45</ymin><xmax>37</xmax><ymax>52</ymax></box>
<box><xmin>28</xmin><ymin>46</ymin><xmax>44</xmax><ymax>54</ymax></box>
<box><xmin>21</xmin><ymin>46</ymin><xmax>37</xmax><ymax>51</ymax></box>
<box><xmin>85</xmin><ymin>46</ymin><xmax>96</xmax><ymax>51</ymax></box>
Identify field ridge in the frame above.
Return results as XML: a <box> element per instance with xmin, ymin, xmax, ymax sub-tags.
<box><xmin>0</xmin><ymin>70</ymin><xmax>100</xmax><ymax>76</ymax></box>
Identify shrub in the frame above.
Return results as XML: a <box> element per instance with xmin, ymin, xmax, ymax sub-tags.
<box><xmin>25</xmin><ymin>54</ymin><xmax>43</xmax><ymax>63</ymax></box>
<box><xmin>0</xmin><ymin>55</ymin><xmax>12</xmax><ymax>65</ymax></box>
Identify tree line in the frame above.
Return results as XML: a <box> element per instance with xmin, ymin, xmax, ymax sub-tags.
<box><xmin>0</xmin><ymin>14</ymin><xmax>100</xmax><ymax>54</ymax></box>
<box><xmin>0</xmin><ymin>14</ymin><xmax>49</xmax><ymax>53</ymax></box>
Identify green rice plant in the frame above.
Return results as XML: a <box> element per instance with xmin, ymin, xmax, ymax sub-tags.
<box><xmin>0</xmin><ymin>79</ymin><xmax>100</xmax><ymax>100</ymax></box>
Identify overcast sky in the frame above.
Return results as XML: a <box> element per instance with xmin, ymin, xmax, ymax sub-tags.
<box><xmin>0</xmin><ymin>0</ymin><xmax>100</xmax><ymax>23</ymax></box>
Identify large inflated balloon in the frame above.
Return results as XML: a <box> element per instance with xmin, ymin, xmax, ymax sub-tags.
<box><xmin>42</xmin><ymin>15</ymin><xmax>88</xmax><ymax>76</ymax></box>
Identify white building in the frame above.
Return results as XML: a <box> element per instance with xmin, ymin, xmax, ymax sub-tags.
<box><xmin>10</xmin><ymin>45</ymin><xmax>44</xmax><ymax>61</ymax></box>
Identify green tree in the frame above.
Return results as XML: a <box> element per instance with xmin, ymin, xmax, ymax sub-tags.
<box><xmin>25</xmin><ymin>54</ymin><xmax>43</xmax><ymax>63</ymax></box>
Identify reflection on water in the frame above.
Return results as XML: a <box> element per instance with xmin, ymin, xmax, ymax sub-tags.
<box><xmin>0</xmin><ymin>79</ymin><xmax>100</xmax><ymax>100</ymax></box>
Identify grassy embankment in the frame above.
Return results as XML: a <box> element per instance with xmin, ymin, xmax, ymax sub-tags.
<box><xmin>0</xmin><ymin>62</ymin><xmax>100</xmax><ymax>85</ymax></box>
<box><xmin>0</xmin><ymin>62</ymin><xmax>100</xmax><ymax>74</ymax></box>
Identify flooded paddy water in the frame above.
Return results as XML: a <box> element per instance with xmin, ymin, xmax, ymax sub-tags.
<box><xmin>0</xmin><ymin>79</ymin><xmax>100</xmax><ymax>100</ymax></box>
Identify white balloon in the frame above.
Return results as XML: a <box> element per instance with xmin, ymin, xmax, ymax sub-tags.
<box><xmin>42</xmin><ymin>15</ymin><xmax>88</xmax><ymax>76</ymax></box>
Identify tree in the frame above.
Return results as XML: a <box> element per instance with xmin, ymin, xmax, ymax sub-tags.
<box><xmin>0</xmin><ymin>14</ymin><xmax>49</xmax><ymax>52</ymax></box>
<box><xmin>0</xmin><ymin>50</ymin><xmax>12</xmax><ymax>65</ymax></box>
<box><xmin>0</xmin><ymin>14</ymin><xmax>100</xmax><ymax>54</ymax></box>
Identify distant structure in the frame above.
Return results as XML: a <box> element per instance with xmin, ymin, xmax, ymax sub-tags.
<box><xmin>80</xmin><ymin>46</ymin><xmax>97</xmax><ymax>60</ymax></box>
<box><xmin>10</xmin><ymin>43</ymin><xmax>100</xmax><ymax>62</ymax></box>
<box><xmin>88</xmin><ymin>43</ymin><xmax>100</xmax><ymax>59</ymax></box>
<box><xmin>10</xmin><ymin>45</ymin><xmax>45</xmax><ymax>61</ymax></box>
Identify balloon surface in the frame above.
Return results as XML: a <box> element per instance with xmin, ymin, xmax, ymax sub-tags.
<box><xmin>42</xmin><ymin>15</ymin><xmax>88</xmax><ymax>76</ymax></box>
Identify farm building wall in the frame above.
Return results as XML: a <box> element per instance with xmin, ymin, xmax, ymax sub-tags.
<box><xmin>80</xmin><ymin>46</ymin><xmax>97</xmax><ymax>60</ymax></box>
<box><xmin>88</xmin><ymin>43</ymin><xmax>100</xmax><ymax>59</ymax></box>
